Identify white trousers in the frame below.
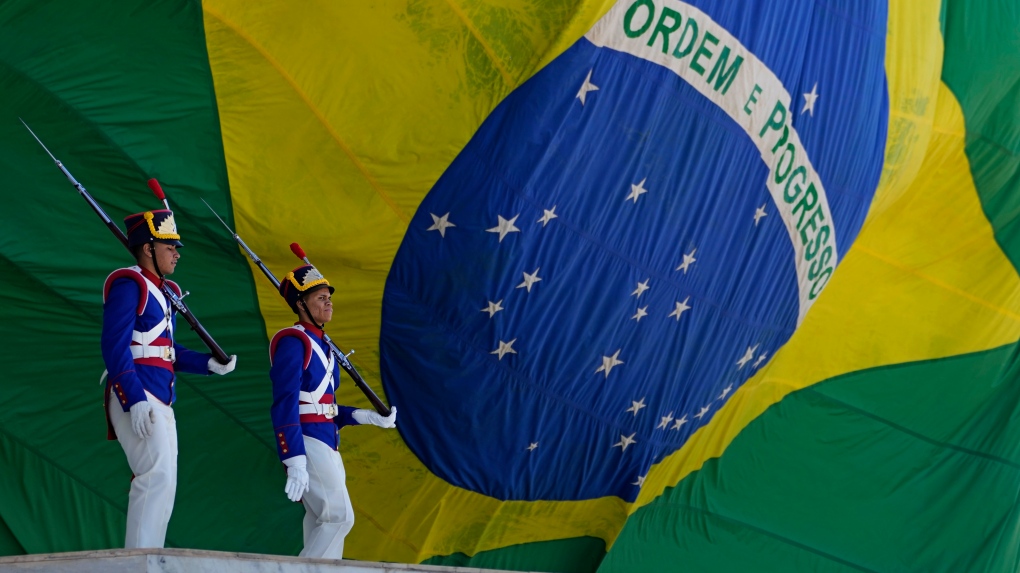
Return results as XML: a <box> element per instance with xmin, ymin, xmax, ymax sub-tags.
<box><xmin>300</xmin><ymin>436</ymin><xmax>355</xmax><ymax>559</ymax></box>
<box><xmin>107</xmin><ymin>393</ymin><xmax>177</xmax><ymax>548</ymax></box>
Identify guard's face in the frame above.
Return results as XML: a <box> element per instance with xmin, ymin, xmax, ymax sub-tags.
<box><xmin>302</xmin><ymin>287</ymin><xmax>333</xmax><ymax>324</ymax></box>
<box><xmin>147</xmin><ymin>242</ymin><xmax>180</xmax><ymax>275</ymax></box>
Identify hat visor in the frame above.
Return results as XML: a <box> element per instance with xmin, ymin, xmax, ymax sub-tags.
<box><xmin>155</xmin><ymin>238</ymin><xmax>184</xmax><ymax>247</ymax></box>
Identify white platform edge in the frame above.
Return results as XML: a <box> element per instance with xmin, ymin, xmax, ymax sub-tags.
<box><xmin>0</xmin><ymin>548</ymin><xmax>528</xmax><ymax>573</ymax></box>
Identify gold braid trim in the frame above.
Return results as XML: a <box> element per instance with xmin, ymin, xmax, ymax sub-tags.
<box><xmin>144</xmin><ymin>211</ymin><xmax>181</xmax><ymax>240</ymax></box>
<box><xmin>285</xmin><ymin>271</ymin><xmax>329</xmax><ymax>292</ymax></box>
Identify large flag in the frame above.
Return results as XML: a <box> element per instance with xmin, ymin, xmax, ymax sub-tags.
<box><xmin>0</xmin><ymin>1</ymin><xmax>1018</xmax><ymax>571</ymax></box>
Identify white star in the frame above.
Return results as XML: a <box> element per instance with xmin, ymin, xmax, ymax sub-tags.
<box><xmin>736</xmin><ymin>344</ymin><xmax>759</xmax><ymax>369</ymax></box>
<box><xmin>694</xmin><ymin>405</ymin><xmax>711</xmax><ymax>420</ymax></box>
<box><xmin>753</xmin><ymin>353</ymin><xmax>768</xmax><ymax>368</ymax></box>
<box><xmin>613</xmin><ymin>433</ymin><xmax>637</xmax><ymax>451</ymax></box>
<box><xmin>801</xmin><ymin>82</ymin><xmax>819</xmax><ymax>116</ymax></box>
<box><xmin>595</xmin><ymin>349</ymin><xmax>624</xmax><ymax>378</ymax></box>
<box><xmin>754</xmin><ymin>204</ymin><xmax>768</xmax><ymax>226</ymax></box>
<box><xmin>657</xmin><ymin>412</ymin><xmax>675</xmax><ymax>429</ymax></box>
<box><xmin>576</xmin><ymin>69</ymin><xmax>599</xmax><ymax>106</ymax></box>
<box><xmin>632</xmin><ymin>306</ymin><xmax>648</xmax><ymax>322</ymax></box>
<box><xmin>516</xmin><ymin>268</ymin><xmax>542</xmax><ymax>292</ymax></box>
<box><xmin>675</xmin><ymin>248</ymin><xmax>697</xmax><ymax>273</ymax></box>
<box><xmin>632</xmin><ymin>475</ymin><xmax>646</xmax><ymax>487</ymax></box>
<box><xmin>631</xmin><ymin>279</ymin><xmax>650</xmax><ymax>298</ymax></box>
<box><xmin>718</xmin><ymin>385</ymin><xmax>733</xmax><ymax>400</ymax></box>
<box><xmin>427</xmin><ymin>212</ymin><xmax>456</xmax><ymax>237</ymax></box>
<box><xmin>626</xmin><ymin>178</ymin><xmax>649</xmax><ymax>203</ymax></box>
<box><xmin>527</xmin><ymin>442</ymin><xmax>539</xmax><ymax>452</ymax></box>
<box><xmin>668</xmin><ymin>297</ymin><xmax>691</xmax><ymax>321</ymax></box>
<box><xmin>481</xmin><ymin>300</ymin><xmax>504</xmax><ymax>318</ymax></box>
<box><xmin>537</xmin><ymin>206</ymin><xmax>558</xmax><ymax>227</ymax></box>
<box><xmin>491</xmin><ymin>339</ymin><xmax>517</xmax><ymax>360</ymax></box>
<box><xmin>626</xmin><ymin>398</ymin><xmax>646</xmax><ymax>416</ymax></box>
<box><xmin>671</xmin><ymin>415</ymin><xmax>688</xmax><ymax>430</ymax></box>
<box><xmin>486</xmin><ymin>214</ymin><xmax>521</xmax><ymax>242</ymax></box>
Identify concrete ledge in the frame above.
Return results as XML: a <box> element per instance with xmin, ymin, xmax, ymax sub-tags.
<box><xmin>0</xmin><ymin>548</ymin><xmax>519</xmax><ymax>573</ymax></box>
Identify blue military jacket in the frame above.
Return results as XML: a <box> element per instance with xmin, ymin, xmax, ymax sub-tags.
<box><xmin>270</xmin><ymin>322</ymin><xmax>359</xmax><ymax>462</ymax></box>
<box><xmin>101</xmin><ymin>266</ymin><xmax>210</xmax><ymax>436</ymax></box>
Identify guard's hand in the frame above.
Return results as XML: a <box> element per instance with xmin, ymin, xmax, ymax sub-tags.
<box><xmin>208</xmin><ymin>355</ymin><xmax>237</xmax><ymax>375</ymax></box>
<box><xmin>129</xmin><ymin>401</ymin><xmax>155</xmax><ymax>440</ymax></box>
<box><xmin>353</xmin><ymin>406</ymin><xmax>397</xmax><ymax>429</ymax></box>
<box><xmin>284</xmin><ymin>464</ymin><xmax>310</xmax><ymax>502</ymax></box>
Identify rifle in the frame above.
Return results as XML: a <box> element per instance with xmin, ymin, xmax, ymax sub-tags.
<box><xmin>20</xmin><ymin>118</ymin><xmax>231</xmax><ymax>364</ymax></box>
<box><xmin>202</xmin><ymin>199</ymin><xmax>392</xmax><ymax>416</ymax></box>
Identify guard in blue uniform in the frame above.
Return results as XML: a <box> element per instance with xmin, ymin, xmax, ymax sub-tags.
<box><xmin>102</xmin><ymin>207</ymin><xmax>236</xmax><ymax>548</ymax></box>
<box><xmin>270</xmin><ymin>263</ymin><xmax>396</xmax><ymax>559</ymax></box>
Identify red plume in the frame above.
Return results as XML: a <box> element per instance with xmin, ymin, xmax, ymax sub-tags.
<box><xmin>147</xmin><ymin>179</ymin><xmax>165</xmax><ymax>200</ymax></box>
<box><xmin>290</xmin><ymin>243</ymin><xmax>306</xmax><ymax>259</ymax></box>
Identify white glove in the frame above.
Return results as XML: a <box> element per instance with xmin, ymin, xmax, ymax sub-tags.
<box><xmin>352</xmin><ymin>406</ymin><xmax>397</xmax><ymax>429</ymax></box>
<box><xmin>208</xmin><ymin>355</ymin><xmax>237</xmax><ymax>375</ymax></box>
<box><xmin>129</xmin><ymin>401</ymin><xmax>155</xmax><ymax>440</ymax></box>
<box><xmin>283</xmin><ymin>456</ymin><xmax>309</xmax><ymax>502</ymax></box>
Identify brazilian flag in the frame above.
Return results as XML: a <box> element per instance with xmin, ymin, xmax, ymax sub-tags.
<box><xmin>1</xmin><ymin>1</ymin><xmax>1019</xmax><ymax>571</ymax></box>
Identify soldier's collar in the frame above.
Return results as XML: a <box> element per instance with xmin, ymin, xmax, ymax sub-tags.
<box><xmin>138</xmin><ymin>266</ymin><xmax>164</xmax><ymax>287</ymax></box>
<box><xmin>295</xmin><ymin>321</ymin><xmax>324</xmax><ymax>339</ymax></box>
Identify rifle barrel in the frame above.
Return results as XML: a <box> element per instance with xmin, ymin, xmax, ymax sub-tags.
<box><xmin>201</xmin><ymin>200</ymin><xmax>391</xmax><ymax>415</ymax></box>
<box><xmin>22</xmin><ymin>120</ymin><xmax>231</xmax><ymax>364</ymax></box>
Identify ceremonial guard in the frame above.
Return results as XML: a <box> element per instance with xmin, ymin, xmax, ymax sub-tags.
<box><xmin>101</xmin><ymin>207</ymin><xmax>236</xmax><ymax>548</ymax></box>
<box><xmin>270</xmin><ymin>263</ymin><xmax>397</xmax><ymax>559</ymax></box>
